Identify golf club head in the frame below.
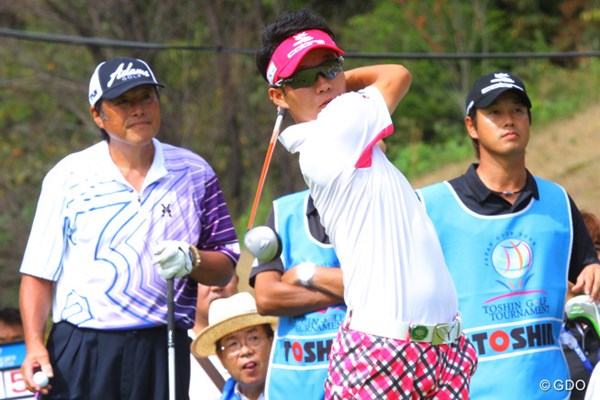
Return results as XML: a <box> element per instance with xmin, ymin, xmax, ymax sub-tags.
<box><xmin>244</xmin><ymin>225</ymin><xmax>282</xmax><ymax>262</ymax></box>
<box><xmin>565</xmin><ymin>294</ymin><xmax>600</xmax><ymax>339</ymax></box>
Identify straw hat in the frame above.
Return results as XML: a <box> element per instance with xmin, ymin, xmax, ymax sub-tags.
<box><xmin>191</xmin><ymin>292</ymin><xmax>278</xmax><ymax>357</ymax></box>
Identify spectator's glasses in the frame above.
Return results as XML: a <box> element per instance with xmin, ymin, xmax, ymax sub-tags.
<box><xmin>218</xmin><ymin>333</ymin><xmax>270</xmax><ymax>357</ymax></box>
<box><xmin>274</xmin><ymin>57</ymin><xmax>344</xmax><ymax>89</ymax></box>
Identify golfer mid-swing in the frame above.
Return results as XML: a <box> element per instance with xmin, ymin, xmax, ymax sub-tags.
<box><xmin>255</xmin><ymin>9</ymin><xmax>477</xmax><ymax>398</ymax></box>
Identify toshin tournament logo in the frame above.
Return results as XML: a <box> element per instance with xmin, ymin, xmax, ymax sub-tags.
<box><xmin>486</xmin><ymin>237</ymin><xmax>546</xmax><ymax>304</ymax></box>
<box><xmin>469</xmin><ymin>235</ymin><xmax>558</xmax><ymax>359</ymax></box>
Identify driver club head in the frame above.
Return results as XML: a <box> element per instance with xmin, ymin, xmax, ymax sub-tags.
<box><xmin>244</xmin><ymin>225</ymin><xmax>282</xmax><ymax>262</ymax></box>
<box><xmin>565</xmin><ymin>294</ymin><xmax>600</xmax><ymax>339</ymax></box>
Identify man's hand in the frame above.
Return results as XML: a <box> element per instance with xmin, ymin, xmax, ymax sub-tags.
<box><xmin>572</xmin><ymin>264</ymin><xmax>600</xmax><ymax>303</ymax></box>
<box><xmin>153</xmin><ymin>240</ymin><xmax>193</xmax><ymax>278</ymax></box>
<box><xmin>21</xmin><ymin>342</ymin><xmax>53</xmax><ymax>395</ymax></box>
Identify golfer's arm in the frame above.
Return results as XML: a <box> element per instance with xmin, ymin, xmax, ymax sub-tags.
<box><xmin>344</xmin><ymin>64</ymin><xmax>412</xmax><ymax>113</ymax></box>
<box><xmin>254</xmin><ymin>270</ymin><xmax>344</xmax><ymax>317</ymax></box>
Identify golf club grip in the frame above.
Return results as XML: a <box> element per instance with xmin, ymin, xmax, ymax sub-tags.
<box><xmin>167</xmin><ymin>278</ymin><xmax>176</xmax><ymax>400</ymax></box>
<box><xmin>246</xmin><ymin>108</ymin><xmax>286</xmax><ymax>230</ymax></box>
<box><xmin>167</xmin><ymin>278</ymin><xmax>175</xmax><ymax>345</ymax></box>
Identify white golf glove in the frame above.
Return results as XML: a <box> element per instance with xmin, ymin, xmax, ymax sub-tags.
<box><xmin>153</xmin><ymin>240</ymin><xmax>193</xmax><ymax>279</ymax></box>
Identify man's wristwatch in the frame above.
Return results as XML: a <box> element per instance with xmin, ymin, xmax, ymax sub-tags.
<box><xmin>296</xmin><ymin>262</ymin><xmax>316</xmax><ymax>287</ymax></box>
<box><xmin>189</xmin><ymin>245</ymin><xmax>201</xmax><ymax>271</ymax></box>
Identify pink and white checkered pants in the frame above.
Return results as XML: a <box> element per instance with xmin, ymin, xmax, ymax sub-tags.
<box><xmin>325</xmin><ymin>315</ymin><xmax>478</xmax><ymax>399</ymax></box>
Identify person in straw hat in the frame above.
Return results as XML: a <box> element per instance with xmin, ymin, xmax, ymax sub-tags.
<box><xmin>192</xmin><ymin>292</ymin><xmax>277</xmax><ymax>400</ymax></box>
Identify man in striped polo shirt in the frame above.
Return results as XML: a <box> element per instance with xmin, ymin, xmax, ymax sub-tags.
<box><xmin>19</xmin><ymin>57</ymin><xmax>239</xmax><ymax>399</ymax></box>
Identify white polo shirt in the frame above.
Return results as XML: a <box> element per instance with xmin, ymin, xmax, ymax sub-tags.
<box><xmin>279</xmin><ymin>86</ymin><xmax>457</xmax><ymax>327</ymax></box>
<box><xmin>20</xmin><ymin>139</ymin><xmax>239</xmax><ymax>329</ymax></box>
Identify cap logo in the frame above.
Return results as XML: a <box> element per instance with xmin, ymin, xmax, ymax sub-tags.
<box><xmin>481</xmin><ymin>73</ymin><xmax>522</xmax><ymax>94</ymax></box>
<box><xmin>107</xmin><ymin>62</ymin><xmax>151</xmax><ymax>88</ymax></box>
<box><xmin>266</xmin><ymin>62</ymin><xmax>277</xmax><ymax>86</ymax></box>
<box><xmin>286</xmin><ymin>32</ymin><xmax>327</xmax><ymax>60</ymax></box>
<box><xmin>491</xmin><ymin>72</ymin><xmax>514</xmax><ymax>84</ymax></box>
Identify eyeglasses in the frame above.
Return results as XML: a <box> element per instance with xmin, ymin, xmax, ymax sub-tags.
<box><xmin>274</xmin><ymin>57</ymin><xmax>344</xmax><ymax>89</ymax></box>
<box><xmin>218</xmin><ymin>333</ymin><xmax>270</xmax><ymax>357</ymax></box>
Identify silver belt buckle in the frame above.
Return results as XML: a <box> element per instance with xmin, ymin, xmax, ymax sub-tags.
<box><xmin>432</xmin><ymin>319</ymin><xmax>460</xmax><ymax>345</ymax></box>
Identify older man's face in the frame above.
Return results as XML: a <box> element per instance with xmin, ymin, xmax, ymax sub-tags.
<box><xmin>217</xmin><ymin>325</ymin><xmax>272</xmax><ymax>393</ymax></box>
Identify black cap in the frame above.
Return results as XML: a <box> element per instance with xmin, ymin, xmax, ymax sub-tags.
<box><xmin>465</xmin><ymin>72</ymin><xmax>532</xmax><ymax>115</ymax></box>
<box><xmin>88</xmin><ymin>57</ymin><xmax>164</xmax><ymax>106</ymax></box>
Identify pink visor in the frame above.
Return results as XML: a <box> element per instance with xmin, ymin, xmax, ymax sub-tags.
<box><xmin>266</xmin><ymin>29</ymin><xmax>344</xmax><ymax>86</ymax></box>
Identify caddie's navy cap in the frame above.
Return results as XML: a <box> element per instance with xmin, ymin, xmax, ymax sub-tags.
<box><xmin>465</xmin><ymin>71</ymin><xmax>531</xmax><ymax>115</ymax></box>
<box><xmin>88</xmin><ymin>57</ymin><xmax>164</xmax><ymax>106</ymax></box>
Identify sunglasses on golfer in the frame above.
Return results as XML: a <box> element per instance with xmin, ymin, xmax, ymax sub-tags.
<box><xmin>274</xmin><ymin>56</ymin><xmax>344</xmax><ymax>89</ymax></box>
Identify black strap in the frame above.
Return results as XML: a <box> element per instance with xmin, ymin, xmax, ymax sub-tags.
<box><xmin>194</xmin><ymin>355</ymin><xmax>226</xmax><ymax>392</ymax></box>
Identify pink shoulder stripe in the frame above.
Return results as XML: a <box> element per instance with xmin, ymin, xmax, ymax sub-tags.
<box><xmin>354</xmin><ymin>123</ymin><xmax>394</xmax><ymax>169</ymax></box>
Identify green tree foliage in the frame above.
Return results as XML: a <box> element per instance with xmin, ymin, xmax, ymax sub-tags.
<box><xmin>339</xmin><ymin>0</ymin><xmax>598</xmax><ymax>177</ymax></box>
<box><xmin>0</xmin><ymin>0</ymin><xmax>598</xmax><ymax>306</ymax></box>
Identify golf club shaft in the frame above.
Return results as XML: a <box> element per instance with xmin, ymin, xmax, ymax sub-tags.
<box><xmin>167</xmin><ymin>278</ymin><xmax>176</xmax><ymax>400</ymax></box>
<box><xmin>247</xmin><ymin>107</ymin><xmax>286</xmax><ymax>230</ymax></box>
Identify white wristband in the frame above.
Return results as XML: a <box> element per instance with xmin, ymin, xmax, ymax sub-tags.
<box><xmin>296</xmin><ymin>262</ymin><xmax>316</xmax><ymax>287</ymax></box>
